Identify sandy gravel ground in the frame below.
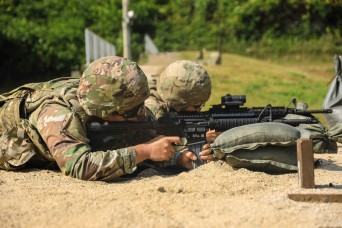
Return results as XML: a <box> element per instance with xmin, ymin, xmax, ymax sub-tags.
<box><xmin>0</xmin><ymin>151</ymin><xmax>341</xmax><ymax>228</ymax></box>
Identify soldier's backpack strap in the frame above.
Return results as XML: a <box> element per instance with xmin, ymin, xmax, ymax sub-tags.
<box><xmin>68</xmin><ymin>98</ymin><xmax>88</xmax><ymax>121</ymax></box>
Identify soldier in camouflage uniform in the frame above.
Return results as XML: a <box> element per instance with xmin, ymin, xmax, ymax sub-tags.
<box><xmin>145</xmin><ymin>60</ymin><xmax>220</xmax><ymax>144</ymax></box>
<box><xmin>145</xmin><ymin>60</ymin><xmax>211</xmax><ymax>118</ymax></box>
<box><xmin>0</xmin><ymin>56</ymin><xmax>211</xmax><ymax>181</ymax></box>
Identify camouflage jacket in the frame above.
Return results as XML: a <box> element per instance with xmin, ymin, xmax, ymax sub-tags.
<box><xmin>0</xmin><ymin>78</ymin><xmax>138</xmax><ymax>181</ymax></box>
<box><xmin>144</xmin><ymin>74</ymin><xmax>169</xmax><ymax>119</ymax></box>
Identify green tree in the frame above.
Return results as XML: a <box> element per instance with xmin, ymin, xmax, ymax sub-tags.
<box><xmin>1</xmin><ymin>0</ymin><xmax>342</xmax><ymax>91</ymax></box>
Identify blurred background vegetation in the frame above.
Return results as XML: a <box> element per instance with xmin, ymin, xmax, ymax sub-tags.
<box><xmin>1</xmin><ymin>0</ymin><xmax>342</xmax><ymax>94</ymax></box>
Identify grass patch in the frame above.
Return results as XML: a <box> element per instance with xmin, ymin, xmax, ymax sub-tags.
<box><xmin>181</xmin><ymin>51</ymin><xmax>334</xmax><ymax>113</ymax></box>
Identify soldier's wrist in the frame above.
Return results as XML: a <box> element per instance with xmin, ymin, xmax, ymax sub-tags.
<box><xmin>134</xmin><ymin>144</ymin><xmax>150</xmax><ymax>163</ymax></box>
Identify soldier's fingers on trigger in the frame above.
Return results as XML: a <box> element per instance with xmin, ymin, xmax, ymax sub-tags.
<box><xmin>169</xmin><ymin>145</ymin><xmax>176</xmax><ymax>154</ymax></box>
<box><xmin>166</xmin><ymin>136</ymin><xmax>181</xmax><ymax>144</ymax></box>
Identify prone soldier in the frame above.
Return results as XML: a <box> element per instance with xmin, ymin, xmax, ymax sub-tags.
<box><xmin>0</xmin><ymin>56</ymin><xmax>213</xmax><ymax>180</ymax></box>
<box><xmin>144</xmin><ymin>60</ymin><xmax>221</xmax><ymax>149</ymax></box>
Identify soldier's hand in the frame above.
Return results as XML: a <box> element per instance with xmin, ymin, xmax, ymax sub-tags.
<box><xmin>135</xmin><ymin>135</ymin><xmax>180</xmax><ymax>163</ymax></box>
<box><xmin>177</xmin><ymin>151</ymin><xmax>197</xmax><ymax>169</ymax></box>
<box><xmin>136</xmin><ymin>135</ymin><xmax>181</xmax><ymax>162</ymax></box>
<box><xmin>206</xmin><ymin>129</ymin><xmax>221</xmax><ymax>143</ymax></box>
<box><xmin>199</xmin><ymin>143</ymin><xmax>214</xmax><ymax>162</ymax></box>
<box><xmin>177</xmin><ymin>143</ymin><xmax>214</xmax><ymax>169</ymax></box>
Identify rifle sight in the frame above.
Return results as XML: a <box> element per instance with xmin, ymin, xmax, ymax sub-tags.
<box><xmin>221</xmin><ymin>94</ymin><xmax>246</xmax><ymax>107</ymax></box>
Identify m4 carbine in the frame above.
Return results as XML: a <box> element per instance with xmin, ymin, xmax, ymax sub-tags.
<box><xmin>87</xmin><ymin>94</ymin><xmax>332</xmax><ymax>167</ymax></box>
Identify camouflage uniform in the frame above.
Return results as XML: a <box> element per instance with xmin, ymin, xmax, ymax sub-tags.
<box><xmin>0</xmin><ymin>56</ymin><xmax>154</xmax><ymax>181</ymax></box>
<box><xmin>144</xmin><ymin>74</ymin><xmax>166</xmax><ymax>119</ymax></box>
<box><xmin>145</xmin><ymin>60</ymin><xmax>212</xmax><ymax>119</ymax></box>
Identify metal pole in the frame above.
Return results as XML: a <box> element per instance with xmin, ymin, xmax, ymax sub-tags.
<box><xmin>85</xmin><ymin>28</ymin><xmax>90</xmax><ymax>66</ymax></box>
<box><xmin>122</xmin><ymin>0</ymin><xmax>131</xmax><ymax>59</ymax></box>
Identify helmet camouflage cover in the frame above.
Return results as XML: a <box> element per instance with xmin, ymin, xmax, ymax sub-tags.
<box><xmin>77</xmin><ymin>56</ymin><xmax>150</xmax><ymax>118</ymax></box>
<box><xmin>157</xmin><ymin>60</ymin><xmax>211</xmax><ymax>111</ymax></box>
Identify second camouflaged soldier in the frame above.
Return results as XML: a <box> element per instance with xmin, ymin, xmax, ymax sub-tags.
<box><xmin>145</xmin><ymin>60</ymin><xmax>212</xmax><ymax>118</ymax></box>
<box><xmin>145</xmin><ymin>60</ymin><xmax>220</xmax><ymax>143</ymax></box>
<box><xmin>0</xmin><ymin>56</ymin><xmax>210</xmax><ymax>180</ymax></box>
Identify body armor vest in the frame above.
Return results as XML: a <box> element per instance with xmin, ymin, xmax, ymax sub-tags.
<box><xmin>0</xmin><ymin>77</ymin><xmax>87</xmax><ymax>170</ymax></box>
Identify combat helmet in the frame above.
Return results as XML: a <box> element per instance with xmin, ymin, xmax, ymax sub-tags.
<box><xmin>157</xmin><ymin>60</ymin><xmax>211</xmax><ymax>111</ymax></box>
<box><xmin>77</xmin><ymin>56</ymin><xmax>150</xmax><ymax>118</ymax></box>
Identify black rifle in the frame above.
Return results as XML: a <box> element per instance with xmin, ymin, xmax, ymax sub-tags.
<box><xmin>87</xmin><ymin>94</ymin><xmax>332</xmax><ymax>167</ymax></box>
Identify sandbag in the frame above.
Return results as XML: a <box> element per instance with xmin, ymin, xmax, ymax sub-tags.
<box><xmin>224</xmin><ymin>145</ymin><xmax>297</xmax><ymax>173</ymax></box>
<box><xmin>326</xmin><ymin>120</ymin><xmax>342</xmax><ymax>143</ymax></box>
<box><xmin>211</xmin><ymin>122</ymin><xmax>301</xmax><ymax>173</ymax></box>
<box><xmin>322</xmin><ymin>54</ymin><xmax>342</xmax><ymax>128</ymax></box>
<box><xmin>285</xmin><ymin>114</ymin><xmax>338</xmax><ymax>153</ymax></box>
<box><xmin>296</xmin><ymin>123</ymin><xmax>337</xmax><ymax>153</ymax></box>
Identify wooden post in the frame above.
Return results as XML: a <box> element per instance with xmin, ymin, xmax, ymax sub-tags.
<box><xmin>297</xmin><ymin>139</ymin><xmax>315</xmax><ymax>188</ymax></box>
<box><xmin>288</xmin><ymin>193</ymin><xmax>342</xmax><ymax>203</ymax></box>
<box><xmin>122</xmin><ymin>0</ymin><xmax>131</xmax><ymax>59</ymax></box>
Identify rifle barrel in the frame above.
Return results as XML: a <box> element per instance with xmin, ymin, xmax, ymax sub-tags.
<box><xmin>296</xmin><ymin>109</ymin><xmax>332</xmax><ymax>114</ymax></box>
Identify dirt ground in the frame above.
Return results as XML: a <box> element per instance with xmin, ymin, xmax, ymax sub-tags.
<box><xmin>1</xmin><ymin>53</ymin><xmax>341</xmax><ymax>227</ymax></box>
<box><xmin>1</xmin><ymin>151</ymin><xmax>341</xmax><ymax>227</ymax></box>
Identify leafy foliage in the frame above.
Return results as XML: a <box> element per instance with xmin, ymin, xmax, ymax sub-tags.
<box><xmin>0</xmin><ymin>0</ymin><xmax>342</xmax><ymax>90</ymax></box>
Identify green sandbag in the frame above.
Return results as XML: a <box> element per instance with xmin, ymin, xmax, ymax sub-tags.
<box><xmin>296</xmin><ymin>123</ymin><xmax>337</xmax><ymax>153</ymax></box>
<box><xmin>225</xmin><ymin>145</ymin><xmax>297</xmax><ymax>173</ymax></box>
<box><xmin>211</xmin><ymin>122</ymin><xmax>301</xmax><ymax>173</ymax></box>
<box><xmin>327</xmin><ymin>120</ymin><xmax>342</xmax><ymax>143</ymax></box>
<box><xmin>285</xmin><ymin>113</ymin><xmax>338</xmax><ymax>153</ymax></box>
